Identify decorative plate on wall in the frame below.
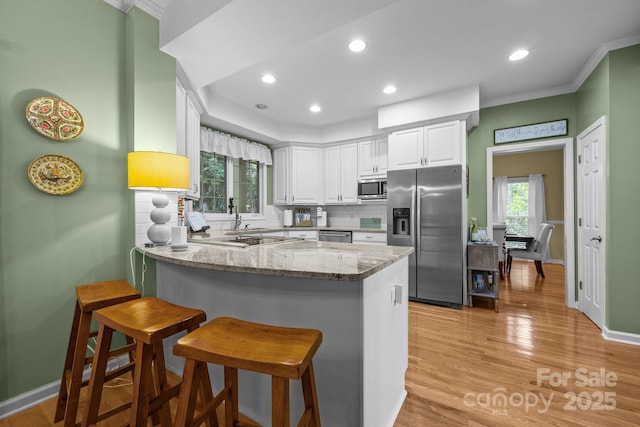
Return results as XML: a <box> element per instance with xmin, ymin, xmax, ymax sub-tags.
<box><xmin>25</xmin><ymin>96</ymin><xmax>84</xmax><ymax>142</ymax></box>
<box><xmin>28</xmin><ymin>154</ymin><xmax>84</xmax><ymax>195</ymax></box>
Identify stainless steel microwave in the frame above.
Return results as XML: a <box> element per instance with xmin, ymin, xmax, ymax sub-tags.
<box><xmin>358</xmin><ymin>178</ymin><xmax>387</xmax><ymax>200</ymax></box>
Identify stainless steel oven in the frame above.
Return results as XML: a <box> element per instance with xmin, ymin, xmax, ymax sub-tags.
<box><xmin>357</xmin><ymin>178</ymin><xmax>387</xmax><ymax>200</ymax></box>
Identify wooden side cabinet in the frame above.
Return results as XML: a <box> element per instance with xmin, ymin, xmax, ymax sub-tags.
<box><xmin>467</xmin><ymin>243</ymin><xmax>500</xmax><ymax>312</ymax></box>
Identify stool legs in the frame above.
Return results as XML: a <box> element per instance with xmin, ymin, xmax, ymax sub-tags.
<box><xmin>224</xmin><ymin>367</ymin><xmax>238</xmax><ymax>427</ymax></box>
<box><xmin>174</xmin><ymin>360</ymin><xmax>219</xmax><ymax>427</ymax></box>
<box><xmin>55</xmin><ymin>302</ymin><xmax>92</xmax><ymax>427</ymax></box>
<box><xmin>272</xmin><ymin>376</ymin><xmax>289</xmax><ymax>426</ymax></box>
<box><xmin>81</xmin><ymin>324</ymin><xmax>114</xmax><ymax>427</ymax></box>
<box><xmin>301</xmin><ymin>362</ymin><xmax>321</xmax><ymax>427</ymax></box>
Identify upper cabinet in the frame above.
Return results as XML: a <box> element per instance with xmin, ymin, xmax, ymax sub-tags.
<box><xmin>273</xmin><ymin>146</ymin><xmax>322</xmax><ymax>205</ymax></box>
<box><xmin>176</xmin><ymin>80</ymin><xmax>201</xmax><ymax>199</ymax></box>
<box><xmin>358</xmin><ymin>138</ymin><xmax>388</xmax><ymax>178</ymax></box>
<box><xmin>324</xmin><ymin>143</ymin><xmax>358</xmax><ymax>204</ymax></box>
<box><xmin>388</xmin><ymin>120</ymin><xmax>463</xmax><ymax>170</ymax></box>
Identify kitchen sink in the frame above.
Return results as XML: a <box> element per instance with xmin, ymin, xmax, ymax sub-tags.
<box><xmin>188</xmin><ymin>235</ymin><xmax>294</xmax><ymax>248</ymax></box>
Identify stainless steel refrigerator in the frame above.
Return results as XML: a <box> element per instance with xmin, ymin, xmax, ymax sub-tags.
<box><xmin>387</xmin><ymin>165</ymin><xmax>464</xmax><ymax>307</ymax></box>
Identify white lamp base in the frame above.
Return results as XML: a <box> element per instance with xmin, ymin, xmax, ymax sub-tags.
<box><xmin>147</xmin><ymin>193</ymin><xmax>171</xmax><ymax>245</ymax></box>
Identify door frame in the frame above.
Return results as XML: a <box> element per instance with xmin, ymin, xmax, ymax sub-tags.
<box><xmin>486</xmin><ymin>137</ymin><xmax>576</xmax><ymax>308</ymax></box>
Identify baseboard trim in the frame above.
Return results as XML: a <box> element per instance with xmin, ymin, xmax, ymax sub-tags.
<box><xmin>0</xmin><ymin>356</ymin><xmax>129</xmax><ymax>420</ymax></box>
<box><xmin>602</xmin><ymin>327</ymin><xmax>640</xmax><ymax>347</ymax></box>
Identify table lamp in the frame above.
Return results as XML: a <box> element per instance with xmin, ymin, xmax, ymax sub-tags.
<box><xmin>128</xmin><ymin>151</ymin><xmax>190</xmax><ymax>245</ymax></box>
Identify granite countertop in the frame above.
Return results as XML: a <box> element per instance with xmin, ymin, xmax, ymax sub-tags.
<box><xmin>227</xmin><ymin>226</ymin><xmax>388</xmax><ymax>234</ymax></box>
<box><xmin>139</xmin><ymin>240</ymin><xmax>412</xmax><ymax>281</ymax></box>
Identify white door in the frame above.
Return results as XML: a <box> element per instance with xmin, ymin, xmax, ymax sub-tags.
<box><xmin>375</xmin><ymin>138</ymin><xmax>389</xmax><ymax>175</ymax></box>
<box><xmin>324</xmin><ymin>145</ymin><xmax>342</xmax><ymax>203</ymax></box>
<box><xmin>273</xmin><ymin>148</ymin><xmax>289</xmax><ymax>204</ymax></box>
<box><xmin>339</xmin><ymin>143</ymin><xmax>359</xmax><ymax>203</ymax></box>
<box><xmin>424</xmin><ymin>120</ymin><xmax>461</xmax><ymax>167</ymax></box>
<box><xmin>291</xmin><ymin>146</ymin><xmax>320</xmax><ymax>204</ymax></box>
<box><xmin>388</xmin><ymin>127</ymin><xmax>423</xmax><ymax>170</ymax></box>
<box><xmin>577</xmin><ymin>116</ymin><xmax>606</xmax><ymax>329</ymax></box>
<box><xmin>358</xmin><ymin>140</ymin><xmax>376</xmax><ymax>177</ymax></box>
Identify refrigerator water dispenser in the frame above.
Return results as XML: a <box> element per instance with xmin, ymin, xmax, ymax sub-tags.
<box><xmin>392</xmin><ymin>208</ymin><xmax>410</xmax><ymax>235</ymax></box>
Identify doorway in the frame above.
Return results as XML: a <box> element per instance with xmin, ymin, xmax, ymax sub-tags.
<box><xmin>486</xmin><ymin>138</ymin><xmax>576</xmax><ymax>308</ymax></box>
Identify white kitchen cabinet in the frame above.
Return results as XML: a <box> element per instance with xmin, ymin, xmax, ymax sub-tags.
<box><xmin>273</xmin><ymin>146</ymin><xmax>321</xmax><ymax>205</ymax></box>
<box><xmin>287</xmin><ymin>230</ymin><xmax>318</xmax><ymax>240</ymax></box>
<box><xmin>358</xmin><ymin>138</ymin><xmax>388</xmax><ymax>178</ymax></box>
<box><xmin>324</xmin><ymin>143</ymin><xmax>358</xmax><ymax>204</ymax></box>
<box><xmin>273</xmin><ymin>148</ymin><xmax>289</xmax><ymax>205</ymax></box>
<box><xmin>388</xmin><ymin>120</ymin><xmax>462</xmax><ymax>170</ymax></box>
<box><xmin>176</xmin><ymin>80</ymin><xmax>201</xmax><ymax>199</ymax></box>
<box><xmin>352</xmin><ymin>232</ymin><xmax>387</xmax><ymax>245</ymax></box>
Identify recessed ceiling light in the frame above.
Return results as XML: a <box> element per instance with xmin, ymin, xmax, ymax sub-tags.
<box><xmin>261</xmin><ymin>74</ymin><xmax>276</xmax><ymax>84</ymax></box>
<box><xmin>509</xmin><ymin>49</ymin><xmax>529</xmax><ymax>61</ymax></box>
<box><xmin>348</xmin><ymin>39</ymin><xmax>366</xmax><ymax>53</ymax></box>
<box><xmin>309</xmin><ymin>104</ymin><xmax>321</xmax><ymax>113</ymax></box>
<box><xmin>255</xmin><ymin>103</ymin><xmax>268</xmax><ymax>109</ymax></box>
<box><xmin>383</xmin><ymin>85</ymin><xmax>397</xmax><ymax>94</ymax></box>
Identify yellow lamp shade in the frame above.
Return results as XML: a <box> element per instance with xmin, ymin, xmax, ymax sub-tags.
<box><xmin>128</xmin><ymin>151</ymin><xmax>190</xmax><ymax>191</ymax></box>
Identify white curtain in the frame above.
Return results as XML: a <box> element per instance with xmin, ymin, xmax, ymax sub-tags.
<box><xmin>493</xmin><ymin>176</ymin><xmax>508</xmax><ymax>225</ymax></box>
<box><xmin>528</xmin><ymin>173</ymin><xmax>549</xmax><ymax>260</ymax></box>
<box><xmin>200</xmin><ymin>127</ymin><xmax>273</xmax><ymax>165</ymax></box>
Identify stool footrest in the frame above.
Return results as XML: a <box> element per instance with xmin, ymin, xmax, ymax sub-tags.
<box><xmin>147</xmin><ymin>382</ymin><xmax>181</xmax><ymax>414</ymax></box>
<box><xmin>94</xmin><ymin>400</ymin><xmax>131</xmax><ymax>423</ymax></box>
<box><xmin>297</xmin><ymin>408</ymin><xmax>313</xmax><ymax>427</ymax></box>
<box><xmin>190</xmin><ymin>385</ymin><xmax>229</xmax><ymax>427</ymax></box>
<box><xmin>102</xmin><ymin>361</ymin><xmax>135</xmax><ymax>383</ymax></box>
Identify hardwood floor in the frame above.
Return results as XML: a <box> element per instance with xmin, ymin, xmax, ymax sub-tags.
<box><xmin>2</xmin><ymin>261</ymin><xmax>639</xmax><ymax>426</ymax></box>
<box><xmin>394</xmin><ymin>261</ymin><xmax>640</xmax><ymax>426</ymax></box>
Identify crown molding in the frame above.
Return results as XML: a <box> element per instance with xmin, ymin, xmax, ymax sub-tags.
<box><xmin>102</xmin><ymin>0</ymin><xmax>134</xmax><ymax>13</ymax></box>
<box><xmin>133</xmin><ymin>0</ymin><xmax>164</xmax><ymax>19</ymax></box>
<box><xmin>572</xmin><ymin>32</ymin><xmax>640</xmax><ymax>92</ymax></box>
<box><xmin>102</xmin><ymin>0</ymin><xmax>164</xmax><ymax>19</ymax></box>
<box><xmin>482</xmin><ymin>32</ymin><xmax>640</xmax><ymax>109</ymax></box>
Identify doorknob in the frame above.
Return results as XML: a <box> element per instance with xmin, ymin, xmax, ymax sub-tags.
<box><xmin>590</xmin><ymin>235</ymin><xmax>603</xmax><ymax>242</ymax></box>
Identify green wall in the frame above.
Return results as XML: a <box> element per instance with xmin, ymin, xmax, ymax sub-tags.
<box><xmin>468</xmin><ymin>45</ymin><xmax>640</xmax><ymax>335</ymax></box>
<box><xmin>0</xmin><ymin>0</ymin><xmax>173</xmax><ymax>402</ymax></box>
<box><xmin>604</xmin><ymin>45</ymin><xmax>640</xmax><ymax>332</ymax></box>
<box><xmin>574</xmin><ymin>44</ymin><xmax>640</xmax><ymax>333</ymax></box>
<box><xmin>466</xmin><ymin>94</ymin><xmax>577</xmax><ymax>226</ymax></box>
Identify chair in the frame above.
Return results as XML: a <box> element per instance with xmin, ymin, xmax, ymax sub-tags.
<box><xmin>492</xmin><ymin>224</ymin><xmax>507</xmax><ymax>280</ymax></box>
<box><xmin>54</xmin><ymin>279</ymin><xmax>140</xmax><ymax>427</ymax></box>
<box><xmin>507</xmin><ymin>223</ymin><xmax>554</xmax><ymax>278</ymax></box>
<box><xmin>81</xmin><ymin>297</ymin><xmax>210</xmax><ymax>427</ymax></box>
<box><xmin>173</xmin><ymin>316</ymin><xmax>323</xmax><ymax>427</ymax></box>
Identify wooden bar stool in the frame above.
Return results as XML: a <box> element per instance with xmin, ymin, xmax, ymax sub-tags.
<box><xmin>54</xmin><ymin>279</ymin><xmax>140</xmax><ymax>427</ymax></box>
<box><xmin>173</xmin><ymin>317</ymin><xmax>323</xmax><ymax>427</ymax></box>
<box><xmin>81</xmin><ymin>297</ymin><xmax>213</xmax><ymax>427</ymax></box>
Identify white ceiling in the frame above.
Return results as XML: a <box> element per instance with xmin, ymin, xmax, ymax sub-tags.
<box><xmin>116</xmin><ymin>0</ymin><xmax>640</xmax><ymax>143</ymax></box>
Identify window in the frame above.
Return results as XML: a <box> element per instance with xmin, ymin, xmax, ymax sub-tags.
<box><xmin>233</xmin><ymin>158</ymin><xmax>259</xmax><ymax>213</ymax></box>
<box><xmin>193</xmin><ymin>152</ymin><xmax>262</xmax><ymax>215</ymax></box>
<box><xmin>506</xmin><ymin>178</ymin><xmax>529</xmax><ymax>235</ymax></box>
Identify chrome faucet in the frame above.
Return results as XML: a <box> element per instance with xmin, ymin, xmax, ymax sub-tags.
<box><xmin>228</xmin><ymin>197</ymin><xmax>242</xmax><ymax>229</ymax></box>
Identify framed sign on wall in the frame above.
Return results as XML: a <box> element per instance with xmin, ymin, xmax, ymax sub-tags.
<box><xmin>494</xmin><ymin>119</ymin><xmax>568</xmax><ymax>144</ymax></box>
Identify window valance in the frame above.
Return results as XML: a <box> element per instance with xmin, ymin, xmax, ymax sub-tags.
<box><xmin>200</xmin><ymin>127</ymin><xmax>273</xmax><ymax>165</ymax></box>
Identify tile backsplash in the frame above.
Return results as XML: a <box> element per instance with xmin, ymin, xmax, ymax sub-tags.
<box><xmin>272</xmin><ymin>204</ymin><xmax>387</xmax><ymax>228</ymax></box>
<box><xmin>324</xmin><ymin>203</ymin><xmax>387</xmax><ymax>228</ymax></box>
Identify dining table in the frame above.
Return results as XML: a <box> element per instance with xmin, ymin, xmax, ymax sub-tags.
<box><xmin>505</xmin><ymin>233</ymin><xmax>535</xmax><ymax>273</ymax></box>
<box><xmin>505</xmin><ymin>233</ymin><xmax>535</xmax><ymax>244</ymax></box>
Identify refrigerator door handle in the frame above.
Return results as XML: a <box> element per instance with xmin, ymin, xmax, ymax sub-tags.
<box><xmin>413</xmin><ymin>186</ymin><xmax>418</xmax><ymax>254</ymax></box>
<box><xmin>411</xmin><ymin>183</ymin><xmax>421</xmax><ymax>259</ymax></box>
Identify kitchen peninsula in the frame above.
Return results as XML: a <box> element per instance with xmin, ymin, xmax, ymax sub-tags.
<box><xmin>139</xmin><ymin>239</ymin><xmax>412</xmax><ymax>427</ymax></box>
